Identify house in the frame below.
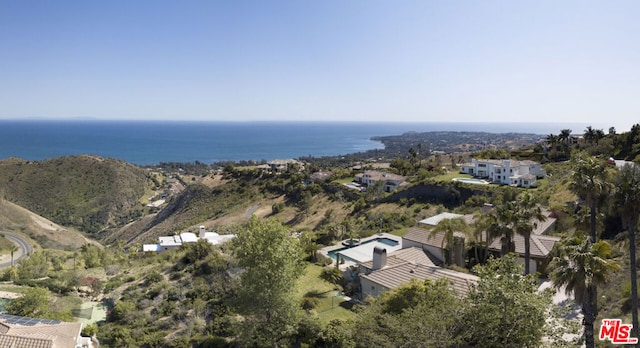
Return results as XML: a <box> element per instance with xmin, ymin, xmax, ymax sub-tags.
<box><xmin>0</xmin><ymin>313</ymin><xmax>93</xmax><ymax>348</ymax></box>
<box><xmin>267</xmin><ymin>159</ymin><xmax>303</xmax><ymax>174</ymax></box>
<box><xmin>358</xmin><ymin>247</ymin><xmax>478</xmax><ymax>298</ymax></box>
<box><xmin>404</xmin><ymin>211</ymin><xmax>559</xmax><ymax>274</ymax></box>
<box><xmin>354</xmin><ymin>170</ymin><xmax>406</xmax><ymax>192</ymax></box>
<box><xmin>143</xmin><ymin>226</ymin><xmax>236</xmax><ymax>253</ymax></box>
<box><xmin>459</xmin><ymin>159</ymin><xmax>546</xmax><ymax>187</ymax></box>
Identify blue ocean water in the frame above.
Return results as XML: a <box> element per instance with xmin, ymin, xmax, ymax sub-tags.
<box><xmin>0</xmin><ymin>120</ymin><xmax>601</xmax><ymax>165</ymax></box>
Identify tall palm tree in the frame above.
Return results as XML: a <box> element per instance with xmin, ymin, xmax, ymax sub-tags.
<box><xmin>495</xmin><ymin>201</ymin><xmax>517</xmax><ymax>256</ymax></box>
<box><xmin>559</xmin><ymin>128</ymin><xmax>572</xmax><ymax>143</ymax></box>
<box><xmin>430</xmin><ymin>217</ymin><xmax>469</xmax><ymax>267</ymax></box>
<box><xmin>473</xmin><ymin>209</ymin><xmax>501</xmax><ymax>264</ymax></box>
<box><xmin>584</xmin><ymin>126</ymin><xmax>596</xmax><ymax>144</ymax></box>
<box><xmin>550</xmin><ymin>237</ymin><xmax>619</xmax><ymax>348</ymax></box>
<box><xmin>9</xmin><ymin>244</ymin><xmax>18</xmax><ymax>267</ymax></box>
<box><xmin>514</xmin><ymin>192</ymin><xmax>546</xmax><ymax>274</ymax></box>
<box><xmin>569</xmin><ymin>152</ymin><xmax>610</xmax><ymax>243</ymax></box>
<box><xmin>614</xmin><ymin>163</ymin><xmax>640</xmax><ymax>339</ymax></box>
<box><xmin>546</xmin><ymin>133</ymin><xmax>558</xmax><ymax>149</ymax></box>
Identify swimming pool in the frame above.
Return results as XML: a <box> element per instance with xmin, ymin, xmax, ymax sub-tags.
<box><xmin>452</xmin><ymin>177</ymin><xmax>489</xmax><ymax>184</ymax></box>
<box><xmin>327</xmin><ymin>237</ymin><xmax>399</xmax><ymax>260</ymax></box>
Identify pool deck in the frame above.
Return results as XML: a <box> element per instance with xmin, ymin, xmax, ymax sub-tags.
<box><xmin>319</xmin><ymin>233</ymin><xmax>402</xmax><ymax>269</ymax></box>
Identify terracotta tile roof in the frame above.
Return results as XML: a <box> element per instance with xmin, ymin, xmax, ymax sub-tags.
<box><xmin>403</xmin><ymin>226</ymin><xmax>468</xmax><ymax>249</ymax></box>
<box><xmin>361</xmin><ymin>263</ymin><xmax>479</xmax><ymax>296</ymax></box>
<box><xmin>0</xmin><ymin>314</ymin><xmax>82</xmax><ymax>348</ymax></box>
<box><xmin>0</xmin><ymin>334</ymin><xmax>52</xmax><ymax>348</ymax></box>
<box><xmin>360</xmin><ymin>247</ymin><xmax>437</xmax><ymax>271</ymax></box>
<box><xmin>405</xmin><ymin>213</ymin><xmax>560</xmax><ymax>259</ymax></box>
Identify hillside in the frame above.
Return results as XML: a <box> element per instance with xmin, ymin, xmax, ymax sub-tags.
<box><xmin>0</xmin><ymin>199</ymin><xmax>98</xmax><ymax>249</ymax></box>
<box><xmin>0</xmin><ymin>155</ymin><xmax>150</xmax><ymax>234</ymax></box>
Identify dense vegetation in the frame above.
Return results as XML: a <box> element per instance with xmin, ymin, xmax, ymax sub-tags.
<box><xmin>0</xmin><ymin>155</ymin><xmax>151</xmax><ymax>233</ymax></box>
<box><xmin>0</xmin><ymin>124</ymin><xmax>639</xmax><ymax>347</ymax></box>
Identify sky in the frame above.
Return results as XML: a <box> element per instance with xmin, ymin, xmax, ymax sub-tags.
<box><xmin>0</xmin><ymin>1</ymin><xmax>639</xmax><ymax>131</ymax></box>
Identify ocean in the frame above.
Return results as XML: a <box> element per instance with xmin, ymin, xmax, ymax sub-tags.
<box><xmin>0</xmin><ymin>120</ymin><xmax>602</xmax><ymax>165</ymax></box>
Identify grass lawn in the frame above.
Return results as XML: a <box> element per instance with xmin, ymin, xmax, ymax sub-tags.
<box><xmin>430</xmin><ymin>172</ymin><xmax>473</xmax><ymax>182</ymax></box>
<box><xmin>296</xmin><ymin>263</ymin><xmax>355</xmax><ymax>325</ymax></box>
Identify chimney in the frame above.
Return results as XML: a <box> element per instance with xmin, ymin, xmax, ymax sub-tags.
<box><xmin>372</xmin><ymin>246</ymin><xmax>387</xmax><ymax>270</ymax></box>
<box><xmin>199</xmin><ymin>226</ymin><xmax>206</xmax><ymax>238</ymax></box>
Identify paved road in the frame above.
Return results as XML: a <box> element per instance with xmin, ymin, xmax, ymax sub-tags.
<box><xmin>0</xmin><ymin>231</ymin><xmax>32</xmax><ymax>268</ymax></box>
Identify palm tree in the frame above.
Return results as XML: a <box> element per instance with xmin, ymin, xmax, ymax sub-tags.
<box><xmin>583</xmin><ymin>126</ymin><xmax>596</xmax><ymax>144</ymax></box>
<box><xmin>473</xmin><ymin>210</ymin><xmax>501</xmax><ymax>264</ymax></box>
<box><xmin>495</xmin><ymin>201</ymin><xmax>517</xmax><ymax>256</ymax></box>
<box><xmin>550</xmin><ymin>237</ymin><xmax>619</xmax><ymax>348</ymax></box>
<box><xmin>430</xmin><ymin>217</ymin><xmax>469</xmax><ymax>267</ymax></box>
<box><xmin>513</xmin><ymin>192</ymin><xmax>546</xmax><ymax>274</ymax></box>
<box><xmin>546</xmin><ymin>133</ymin><xmax>558</xmax><ymax>149</ymax></box>
<box><xmin>569</xmin><ymin>152</ymin><xmax>610</xmax><ymax>243</ymax></box>
<box><xmin>559</xmin><ymin>128</ymin><xmax>572</xmax><ymax>144</ymax></box>
<box><xmin>9</xmin><ymin>244</ymin><xmax>18</xmax><ymax>267</ymax></box>
<box><xmin>614</xmin><ymin>163</ymin><xmax>640</xmax><ymax>339</ymax></box>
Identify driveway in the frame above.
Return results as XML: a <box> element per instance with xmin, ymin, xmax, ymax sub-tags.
<box><xmin>0</xmin><ymin>231</ymin><xmax>32</xmax><ymax>268</ymax></box>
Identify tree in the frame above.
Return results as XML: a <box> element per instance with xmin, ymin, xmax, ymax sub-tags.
<box><xmin>496</xmin><ymin>201</ymin><xmax>517</xmax><ymax>256</ymax></box>
<box><xmin>232</xmin><ymin>217</ymin><xmax>304</xmax><ymax>347</ymax></box>
<box><xmin>559</xmin><ymin>128</ymin><xmax>572</xmax><ymax>144</ymax></box>
<box><xmin>613</xmin><ymin>163</ymin><xmax>640</xmax><ymax>339</ymax></box>
<box><xmin>17</xmin><ymin>251</ymin><xmax>49</xmax><ymax>280</ymax></box>
<box><xmin>430</xmin><ymin>217</ymin><xmax>469</xmax><ymax>267</ymax></box>
<box><xmin>353</xmin><ymin>279</ymin><xmax>464</xmax><ymax>347</ymax></box>
<box><xmin>513</xmin><ymin>192</ymin><xmax>546</xmax><ymax>274</ymax></box>
<box><xmin>9</xmin><ymin>244</ymin><xmax>18</xmax><ymax>267</ymax></box>
<box><xmin>569</xmin><ymin>152</ymin><xmax>610</xmax><ymax>243</ymax></box>
<box><xmin>320</xmin><ymin>267</ymin><xmax>343</xmax><ymax>290</ymax></box>
<box><xmin>464</xmin><ymin>254</ymin><xmax>551</xmax><ymax>348</ymax></box>
<box><xmin>549</xmin><ymin>237</ymin><xmax>619</xmax><ymax>348</ymax></box>
<box><xmin>473</xmin><ymin>210</ymin><xmax>501</xmax><ymax>264</ymax></box>
<box><xmin>5</xmin><ymin>287</ymin><xmax>51</xmax><ymax>318</ymax></box>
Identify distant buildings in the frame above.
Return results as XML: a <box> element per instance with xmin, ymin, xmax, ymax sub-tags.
<box><xmin>143</xmin><ymin>226</ymin><xmax>236</xmax><ymax>252</ymax></box>
<box><xmin>459</xmin><ymin>158</ymin><xmax>547</xmax><ymax>188</ymax></box>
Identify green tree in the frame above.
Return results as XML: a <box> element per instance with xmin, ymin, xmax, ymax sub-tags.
<box><xmin>549</xmin><ymin>237</ymin><xmax>619</xmax><ymax>348</ymax></box>
<box><xmin>430</xmin><ymin>217</ymin><xmax>469</xmax><ymax>267</ymax></box>
<box><xmin>464</xmin><ymin>254</ymin><xmax>551</xmax><ymax>347</ymax></box>
<box><xmin>513</xmin><ymin>192</ymin><xmax>546</xmax><ymax>274</ymax></box>
<box><xmin>5</xmin><ymin>287</ymin><xmax>51</xmax><ymax>318</ymax></box>
<box><xmin>353</xmin><ymin>279</ymin><xmax>464</xmax><ymax>347</ymax></box>
<box><xmin>232</xmin><ymin>217</ymin><xmax>304</xmax><ymax>347</ymax></box>
<box><xmin>17</xmin><ymin>251</ymin><xmax>49</xmax><ymax>280</ymax></box>
<box><xmin>320</xmin><ymin>267</ymin><xmax>343</xmax><ymax>290</ymax></box>
<box><xmin>569</xmin><ymin>152</ymin><xmax>610</xmax><ymax>243</ymax></box>
<box><xmin>613</xmin><ymin>163</ymin><xmax>640</xmax><ymax>339</ymax></box>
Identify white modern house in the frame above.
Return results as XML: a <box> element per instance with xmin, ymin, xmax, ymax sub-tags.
<box><xmin>459</xmin><ymin>159</ymin><xmax>546</xmax><ymax>188</ymax></box>
<box><xmin>354</xmin><ymin>170</ymin><xmax>406</xmax><ymax>192</ymax></box>
<box><xmin>143</xmin><ymin>226</ymin><xmax>236</xmax><ymax>252</ymax></box>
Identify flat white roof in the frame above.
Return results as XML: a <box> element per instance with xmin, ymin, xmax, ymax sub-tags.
<box><xmin>418</xmin><ymin>212</ymin><xmax>463</xmax><ymax>226</ymax></box>
<box><xmin>180</xmin><ymin>232</ymin><xmax>198</xmax><ymax>243</ymax></box>
<box><xmin>336</xmin><ymin>241</ymin><xmax>402</xmax><ymax>264</ymax></box>
<box><xmin>159</xmin><ymin>236</ymin><xmax>182</xmax><ymax>246</ymax></box>
<box><xmin>143</xmin><ymin>244</ymin><xmax>161</xmax><ymax>252</ymax></box>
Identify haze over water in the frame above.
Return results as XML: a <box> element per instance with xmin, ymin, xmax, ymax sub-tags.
<box><xmin>0</xmin><ymin>120</ymin><xmax>606</xmax><ymax>165</ymax></box>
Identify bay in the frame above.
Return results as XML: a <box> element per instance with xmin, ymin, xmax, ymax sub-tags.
<box><xmin>0</xmin><ymin>120</ymin><xmax>602</xmax><ymax>165</ymax></box>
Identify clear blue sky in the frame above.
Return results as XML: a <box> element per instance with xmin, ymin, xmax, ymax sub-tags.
<box><xmin>1</xmin><ymin>1</ymin><xmax>638</xmax><ymax>131</ymax></box>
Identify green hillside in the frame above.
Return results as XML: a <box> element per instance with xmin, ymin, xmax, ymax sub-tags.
<box><xmin>0</xmin><ymin>155</ymin><xmax>150</xmax><ymax>234</ymax></box>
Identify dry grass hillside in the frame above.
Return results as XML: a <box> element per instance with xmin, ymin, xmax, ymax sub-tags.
<box><xmin>0</xmin><ymin>199</ymin><xmax>100</xmax><ymax>249</ymax></box>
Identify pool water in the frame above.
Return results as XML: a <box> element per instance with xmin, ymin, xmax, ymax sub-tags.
<box><xmin>452</xmin><ymin>177</ymin><xmax>489</xmax><ymax>184</ymax></box>
<box><xmin>327</xmin><ymin>237</ymin><xmax>399</xmax><ymax>260</ymax></box>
